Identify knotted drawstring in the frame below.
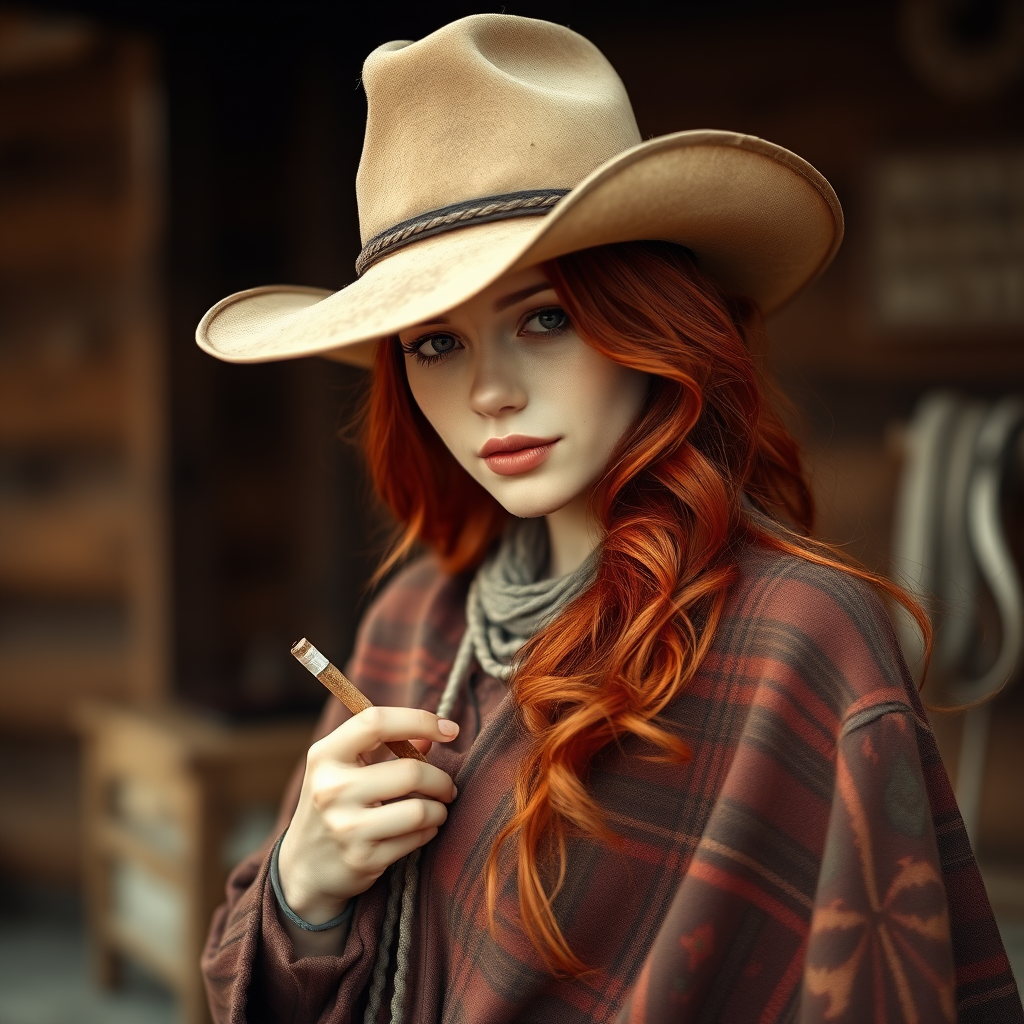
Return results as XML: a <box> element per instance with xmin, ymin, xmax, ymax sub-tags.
<box><xmin>363</xmin><ymin>518</ymin><xmax>599</xmax><ymax>1024</ymax></box>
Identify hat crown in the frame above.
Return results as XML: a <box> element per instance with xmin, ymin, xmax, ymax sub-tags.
<box><xmin>356</xmin><ymin>14</ymin><xmax>642</xmax><ymax>245</ymax></box>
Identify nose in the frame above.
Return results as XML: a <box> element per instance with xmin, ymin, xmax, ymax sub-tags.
<box><xmin>468</xmin><ymin>339</ymin><xmax>527</xmax><ymax>418</ymax></box>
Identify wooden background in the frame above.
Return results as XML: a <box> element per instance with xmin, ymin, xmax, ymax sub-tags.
<box><xmin>5</xmin><ymin>0</ymin><xmax>1024</xmax><ymax>868</ymax></box>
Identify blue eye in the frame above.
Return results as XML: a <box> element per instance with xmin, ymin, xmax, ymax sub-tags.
<box><xmin>420</xmin><ymin>334</ymin><xmax>457</xmax><ymax>356</ymax></box>
<box><xmin>522</xmin><ymin>307</ymin><xmax>569</xmax><ymax>334</ymax></box>
<box><xmin>401</xmin><ymin>332</ymin><xmax>463</xmax><ymax>364</ymax></box>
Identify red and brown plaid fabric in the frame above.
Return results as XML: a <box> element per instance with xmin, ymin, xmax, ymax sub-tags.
<box><xmin>202</xmin><ymin>542</ymin><xmax>1022</xmax><ymax>1023</ymax></box>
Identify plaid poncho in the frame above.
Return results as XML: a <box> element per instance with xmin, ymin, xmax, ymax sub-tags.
<box><xmin>203</xmin><ymin>541</ymin><xmax>1022</xmax><ymax>1023</ymax></box>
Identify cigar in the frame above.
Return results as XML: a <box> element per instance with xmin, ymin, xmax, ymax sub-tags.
<box><xmin>290</xmin><ymin>638</ymin><xmax>427</xmax><ymax>762</ymax></box>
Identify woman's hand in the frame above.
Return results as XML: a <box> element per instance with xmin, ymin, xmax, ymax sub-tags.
<box><xmin>275</xmin><ymin>707</ymin><xmax>459</xmax><ymax>955</ymax></box>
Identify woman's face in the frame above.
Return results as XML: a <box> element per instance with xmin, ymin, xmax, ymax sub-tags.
<box><xmin>399</xmin><ymin>267</ymin><xmax>649</xmax><ymax>519</ymax></box>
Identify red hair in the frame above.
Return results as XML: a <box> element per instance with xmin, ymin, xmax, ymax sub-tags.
<box><xmin>362</xmin><ymin>240</ymin><xmax>929</xmax><ymax>974</ymax></box>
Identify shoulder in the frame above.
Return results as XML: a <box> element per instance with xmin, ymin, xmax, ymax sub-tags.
<box><xmin>728</xmin><ymin>539</ymin><xmax>893</xmax><ymax>639</ymax></box>
<box><xmin>712</xmin><ymin>538</ymin><xmax>920</xmax><ymax>728</ymax></box>
<box><xmin>359</xmin><ymin>556</ymin><xmax>465</xmax><ymax>633</ymax></box>
<box><xmin>346</xmin><ymin>556</ymin><xmax>468</xmax><ymax>706</ymax></box>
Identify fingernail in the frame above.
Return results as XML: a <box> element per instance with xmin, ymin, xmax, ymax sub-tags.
<box><xmin>452</xmin><ymin>785</ymin><xmax>458</xmax><ymax>799</ymax></box>
<box><xmin>437</xmin><ymin>718</ymin><xmax>459</xmax><ymax>737</ymax></box>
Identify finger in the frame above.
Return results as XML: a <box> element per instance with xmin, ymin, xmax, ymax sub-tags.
<box><xmin>318</xmin><ymin>706</ymin><xmax>459</xmax><ymax>762</ymax></box>
<box><xmin>345</xmin><ymin>797</ymin><xmax>449</xmax><ymax>843</ymax></box>
<box><xmin>370</xmin><ymin>827</ymin><xmax>441</xmax><ymax>867</ymax></box>
<box><xmin>344</xmin><ymin>758</ymin><xmax>457</xmax><ymax>805</ymax></box>
<box><xmin>409</xmin><ymin>738</ymin><xmax>432</xmax><ymax>755</ymax></box>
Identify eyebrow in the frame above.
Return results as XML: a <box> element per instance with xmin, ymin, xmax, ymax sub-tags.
<box><xmin>493</xmin><ymin>281</ymin><xmax>552</xmax><ymax>311</ymax></box>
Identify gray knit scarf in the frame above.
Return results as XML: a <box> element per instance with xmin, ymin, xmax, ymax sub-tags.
<box><xmin>363</xmin><ymin>517</ymin><xmax>600</xmax><ymax>1024</ymax></box>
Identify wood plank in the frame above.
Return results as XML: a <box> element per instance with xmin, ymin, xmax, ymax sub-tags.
<box><xmin>0</xmin><ymin>645</ymin><xmax>129</xmax><ymax>730</ymax></box>
<box><xmin>102</xmin><ymin>918</ymin><xmax>185</xmax><ymax>990</ymax></box>
<box><xmin>85</xmin><ymin>704</ymin><xmax>192</xmax><ymax>778</ymax></box>
<box><xmin>0</xmin><ymin>34</ymin><xmax>142</xmax><ymax>139</ymax></box>
<box><xmin>81</xmin><ymin>726</ymin><xmax>119</xmax><ymax>987</ymax></box>
<box><xmin>111</xmin><ymin>772</ymin><xmax>190</xmax><ymax>855</ymax></box>
<box><xmin>120</xmin><ymin>315</ymin><xmax>170</xmax><ymax>705</ymax></box>
<box><xmin>0</xmin><ymin>359</ymin><xmax>125</xmax><ymax>443</ymax></box>
<box><xmin>0</xmin><ymin>488</ymin><xmax>133</xmax><ymax>593</ymax></box>
<box><xmin>0</xmin><ymin>199</ymin><xmax>152</xmax><ymax>273</ymax></box>
<box><xmin>77</xmin><ymin>699</ymin><xmax>315</xmax><ymax>763</ymax></box>
<box><xmin>0</xmin><ymin>735</ymin><xmax>80</xmax><ymax>881</ymax></box>
<box><xmin>97</xmin><ymin>820</ymin><xmax>184</xmax><ymax>885</ymax></box>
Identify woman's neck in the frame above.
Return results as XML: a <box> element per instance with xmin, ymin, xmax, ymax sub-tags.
<box><xmin>542</xmin><ymin>492</ymin><xmax>602</xmax><ymax>579</ymax></box>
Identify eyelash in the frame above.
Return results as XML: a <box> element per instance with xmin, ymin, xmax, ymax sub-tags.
<box><xmin>522</xmin><ymin>307</ymin><xmax>570</xmax><ymax>336</ymax></box>
<box><xmin>400</xmin><ymin>334</ymin><xmax>460</xmax><ymax>366</ymax></box>
<box><xmin>401</xmin><ymin>306</ymin><xmax>571</xmax><ymax>366</ymax></box>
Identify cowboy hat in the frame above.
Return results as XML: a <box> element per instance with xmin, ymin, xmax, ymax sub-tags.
<box><xmin>196</xmin><ymin>13</ymin><xmax>843</xmax><ymax>369</ymax></box>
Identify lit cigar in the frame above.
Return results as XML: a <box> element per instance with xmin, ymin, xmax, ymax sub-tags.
<box><xmin>290</xmin><ymin>638</ymin><xmax>427</xmax><ymax>762</ymax></box>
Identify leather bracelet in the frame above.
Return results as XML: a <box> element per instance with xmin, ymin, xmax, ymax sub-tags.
<box><xmin>270</xmin><ymin>831</ymin><xmax>355</xmax><ymax>932</ymax></box>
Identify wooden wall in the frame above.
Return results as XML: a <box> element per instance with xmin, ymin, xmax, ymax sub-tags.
<box><xmin>12</xmin><ymin>0</ymin><xmax>1023</xmax><ymax>875</ymax></box>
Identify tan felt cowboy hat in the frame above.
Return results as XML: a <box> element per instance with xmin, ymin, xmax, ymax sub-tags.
<box><xmin>196</xmin><ymin>13</ymin><xmax>844</xmax><ymax>369</ymax></box>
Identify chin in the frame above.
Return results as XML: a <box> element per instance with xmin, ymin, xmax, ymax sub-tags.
<box><xmin>485</xmin><ymin>484</ymin><xmax>576</xmax><ymax>520</ymax></box>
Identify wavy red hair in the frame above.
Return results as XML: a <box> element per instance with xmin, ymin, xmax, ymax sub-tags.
<box><xmin>361</xmin><ymin>240</ymin><xmax>930</xmax><ymax>974</ymax></box>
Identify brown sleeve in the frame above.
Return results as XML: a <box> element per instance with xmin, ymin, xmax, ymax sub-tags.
<box><xmin>201</xmin><ymin>696</ymin><xmax>390</xmax><ymax>1024</ymax></box>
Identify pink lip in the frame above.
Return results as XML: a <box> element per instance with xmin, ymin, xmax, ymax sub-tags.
<box><xmin>479</xmin><ymin>435</ymin><xmax>559</xmax><ymax>476</ymax></box>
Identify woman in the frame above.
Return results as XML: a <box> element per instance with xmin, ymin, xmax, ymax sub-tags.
<box><xmin>196</xmin><ymin>14</ymin><xmax>1020</xmax><ymax>1024</ymax></box>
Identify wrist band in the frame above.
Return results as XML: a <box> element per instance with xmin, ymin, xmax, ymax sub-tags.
<box><xmin>270</xmin><ymin>831</ymin><xmax>355</xmax><ymax>932</ymax></box>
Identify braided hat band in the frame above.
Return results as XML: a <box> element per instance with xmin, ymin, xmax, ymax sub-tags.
<box><xmin>355</xmin><ymin>188</ymin><xmax>570</xmax><ymax>276</ymax></box>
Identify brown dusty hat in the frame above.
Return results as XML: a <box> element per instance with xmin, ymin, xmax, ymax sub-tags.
<box><xmin>196</xmin><ymin>13</ymin><xmax>843</xmax><ymax>369</ymax></box>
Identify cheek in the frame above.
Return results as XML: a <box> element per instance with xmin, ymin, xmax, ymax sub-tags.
<box><xmin>562</xmin><ymin>349</ymin><xmax>648</xmax><ymax>451</ymax></box>
<box><xmin>406</xmin><ymin>364</ymin><xmax>459</xmax><ymax>447</ymax></box>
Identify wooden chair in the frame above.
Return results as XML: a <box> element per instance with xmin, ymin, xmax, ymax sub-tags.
<box><xmin>77</xmin><ymin>701</ymin><xmax>312</xmax><ymax>1024</ymax></box>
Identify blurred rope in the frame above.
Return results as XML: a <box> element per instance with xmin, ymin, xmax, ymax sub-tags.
<box><xmin>891</xmin><ymin>392</ymin><xmax>1024</xmax><ymax>844</ymax></box>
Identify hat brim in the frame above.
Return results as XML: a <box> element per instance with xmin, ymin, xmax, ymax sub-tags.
<box><xmin>196</xmin><ymin>130</ymin><xmax>842</xmax><ymax>368</ymax></box>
